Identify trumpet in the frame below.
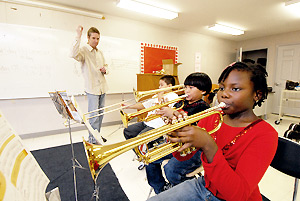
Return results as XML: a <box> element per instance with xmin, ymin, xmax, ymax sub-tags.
<box><xmin>120</xmin><ymin>94</ymin><xmax>187</xmax><ymax>128</ymax></box>
<box><xmin>83</xmin><ymin>102</ymin><xmax>225</xmax><ymax>181</ymax></box>
<box><xmin>134</xmin><ymin>84</ymin><xmax>184</xmax><ymax>102</ymax></box>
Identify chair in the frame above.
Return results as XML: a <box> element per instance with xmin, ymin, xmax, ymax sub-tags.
<box><xmin>263</xmin><ymin>136</ymin><xmax>300</xmax><ymax>201</ymax></box>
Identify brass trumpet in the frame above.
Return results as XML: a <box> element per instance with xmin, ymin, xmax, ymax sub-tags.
<box><xmin>133</xmin><ymin>84</ymin><xmax>184</xmax><ymax>102</ymax></box>
<box><xmin>120</xmin><ymin>95</ymin><xmax>187</xmax><ymax>128</ymax></box>
<box><xmin>83</xmin><ymin>102</ymin><xmax>225</xmax><ymax>181</ymax></box>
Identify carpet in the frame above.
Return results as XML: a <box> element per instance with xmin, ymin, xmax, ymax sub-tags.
<box><xmin>31</xmin><ymin>142</ymin><xmax>129</xmax><ymax>201</ymax></box>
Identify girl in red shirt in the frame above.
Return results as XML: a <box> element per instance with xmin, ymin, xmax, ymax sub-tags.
<box><xmin>147</xmin><ymin>62</ymin><xmax>278</xmax><ymax>201</ymax></box>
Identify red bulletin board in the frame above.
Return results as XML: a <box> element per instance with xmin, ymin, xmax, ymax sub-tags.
<box><xmin>140</xmin><ymin>43</ymin><xmax>178</xmax><ymax>74</ymax></box>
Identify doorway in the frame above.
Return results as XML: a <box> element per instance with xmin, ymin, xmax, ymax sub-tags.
<box><xmin>273</xmin><ymin>44</ymin><xmax>300</xmax><ymax>116</ymax></box>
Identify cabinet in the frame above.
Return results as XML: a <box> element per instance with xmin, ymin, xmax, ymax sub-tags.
<box><xmin>137</xmin><ymin>74</ymin><xmax>179</xmax><ymax>91</ymax></box>
<box><xmin>136</xmin><ymin>74</ymin><xmax>179</xmax><ymax>121</ymax></box>
<box><xmin>275</xmin><ymin>90</ymin><xmax>300</xmax><ymax>124</ymax></box>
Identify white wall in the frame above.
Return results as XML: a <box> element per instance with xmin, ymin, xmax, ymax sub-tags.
<box><xmin>0</xmin><ymin>2</ymin><xmax>236</xmax><ymax>137</ymax></box>
<box><xmin>237</xmin><ymin>30</ymin><xmax>300</xmax><ymax>87</ymax></box>
<box><xmin>236</xmin><ymin>30</ymin><xmax>300</xmax><ymax>115</ymax></box>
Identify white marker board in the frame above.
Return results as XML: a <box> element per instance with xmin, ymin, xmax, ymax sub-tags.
<box><xmin>0</xmin><ymin>23</ymin><xmax>140</xmax><ymax>99</ymax></box>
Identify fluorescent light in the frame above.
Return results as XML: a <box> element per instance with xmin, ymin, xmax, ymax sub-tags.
<box><xmin>0</xmin><ymin>0</ymin><xmax>105</xmax><ymax>19</ymax></box>
<box><xmin>285</xmin><ymin>0</ymin><xmax>300</xmax><ymax>15</ymax></box>
<box><xmin>286</xmin><ymin>0</ymin><xmax>300</xmax><ymax>7</ymax></box>
<box><xmin>116</xmin><ymin>0</ymin><xmax>178</xmax><ymax>20</ymax></box>
<box><xmin>208</xmin><ymin>24</ymin><xmax>244</xmax><ymax>36</ymax></box>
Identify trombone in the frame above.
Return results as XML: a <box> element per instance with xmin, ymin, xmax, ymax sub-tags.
<box><xmin>134</xmin><ymin>84</ymin><xmax>184</xmax><ymax>102</ymax></box>
<box><xmin>85</xmin><ymin>84</ymin><xmax>185</xmax><ymax>121</ymax></box>
<box><xmin>83</xmin><ymin>102</ymin><xmax>225</xmax><ymax>181</ymax></box>
<box><xmin>85</xmin><ymin>99</ymin><xmax>133</xmax><ymax>120</ymax></box>
<box><xmin>120</xmin><ymin>94</ymin><xmax>187</xmax><ymax>128</ymax></box>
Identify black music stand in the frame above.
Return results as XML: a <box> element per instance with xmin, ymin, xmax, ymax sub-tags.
<box><xmin>49</xmin><ymin>91</ymin><xmax>86</xmax><ymax>201</ymax></box>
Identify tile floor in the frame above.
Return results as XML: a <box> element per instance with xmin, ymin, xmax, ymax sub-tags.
<box><xmin>22</xmin><ymin>114</ymin><xmax>300</xmax><ymax>201</ymax></box>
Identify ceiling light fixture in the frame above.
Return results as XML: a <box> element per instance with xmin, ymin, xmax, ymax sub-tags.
<box><xmin>0</xmin><ymin>0</ymin><xmax>105</xmax><ymax>19</ymax></box>
<box><xmin>208</xmin><ymin>24</ymin><xmax>244</xmax><ymax>36</ymax></box>
<box><xmin>285</xmin><ymin>0</ymin><xmax>300</xmax><ymax>14</ymax></box>
<box><xmin>116</xmin><ymin>0</ymin><xmax>178</xmax><ymax>20</ymax></box>
<box><xmin>285</xmin><ymin>0</ymin><xmax>300</xmax><ymax>7</ymax></box>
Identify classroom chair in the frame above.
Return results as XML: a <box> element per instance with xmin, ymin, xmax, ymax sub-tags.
<box><xmin>262</xmin><ymin>136</ymin><xmax>300</xmax><ymax>201</ymax></box>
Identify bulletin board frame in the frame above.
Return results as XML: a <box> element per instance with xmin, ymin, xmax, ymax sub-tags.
<box><xmin>140</xmin><ymin>43</ymin><xmax>178</xmax><ymax>74</ymax></box>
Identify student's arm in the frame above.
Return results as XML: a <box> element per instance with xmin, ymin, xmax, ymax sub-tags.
<box><xmin>156</xmin><ymin>107</ymin><xmax>175</xmax><ymax>118</ymax></box>
<box><xmin>70</xmin><ymin>25</ymin><xmax>84</xmax><ymax>62</ymax></box>
<box><xmin>156</xmin><ymin>98</ymin><xmax>184</xmax><ymax>119</ymax></box>
<box><xmin>169</xmin><ymin>118</ymin><xmax>277</xmax><ymax>200</ymax></box>
<box><xmin>121</xmin><ymin>102</ymin><xmax>145</xmax><ymax>110</ymax></box>
<box><xmin>202</xmin><ymin>124</ymin><xmax>277</xmax><ymax>200</ymax></box>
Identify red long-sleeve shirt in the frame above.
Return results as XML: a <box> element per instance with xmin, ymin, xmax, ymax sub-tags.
<box><xmin>173</xmin><ymin>114</ymin><xmax>278</xmax><ymax>201</ymax></box>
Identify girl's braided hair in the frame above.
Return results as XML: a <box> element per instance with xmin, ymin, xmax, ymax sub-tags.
<box><xmin>218</xmin><ymin>62</ymin><xmax>268</xmax><ymax>108</ymax></box>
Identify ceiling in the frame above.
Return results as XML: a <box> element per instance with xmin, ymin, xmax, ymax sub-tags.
<box><xmin>41</xmin><ymin>0</ymin><xmax>300</xmax><ymax>41</ymax></box>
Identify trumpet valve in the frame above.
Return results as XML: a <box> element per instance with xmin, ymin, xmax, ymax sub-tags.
<box><xmin>180</xmin><ymin>151</ymin><xmax>187</xmax><ymax>157</ymax></box>
<box><xmin>179</xmin><ymin>146</ymin><xmax>197</xmax><ymax>156</ymax></box>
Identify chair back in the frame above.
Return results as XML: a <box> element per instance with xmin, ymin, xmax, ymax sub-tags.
<box><xmin>270</xmin><ymin>136</ymin><xmax>300</xmax><ymax>179</ymax></box>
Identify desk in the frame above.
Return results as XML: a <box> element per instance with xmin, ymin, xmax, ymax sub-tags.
<box><xmin>137</xmin><ymin>74</ymin><xmax>179</xmax><ymax>91</ymax></box>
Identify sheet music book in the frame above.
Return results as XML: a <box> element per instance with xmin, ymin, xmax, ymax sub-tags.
<box><xmin>49</xmin><ymin>91</ymin><xmax>82</xmax><ymax>123</ymax></box>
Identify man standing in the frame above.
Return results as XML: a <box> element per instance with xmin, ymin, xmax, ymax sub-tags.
<box><xmin>71</xmin><ymin>25</ymin><xmax>108</xmax><ymax>144</ymax></box>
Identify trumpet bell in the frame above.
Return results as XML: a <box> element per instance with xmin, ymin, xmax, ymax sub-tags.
<box><xmin>83</xmin><ymin>103</ymin><xmax>225</xmax><ymax>181</ymax></box>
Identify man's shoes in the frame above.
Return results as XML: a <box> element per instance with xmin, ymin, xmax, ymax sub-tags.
<box><xmin>88</xmin><ymin>135</ymin><xmax>107</xmax><ymax>144</ymax></box>
<box><xmin>101</xmin><ymin>136</ymin><xmax>107</xmax><ymax>142</ymax></box>
<box><xmin>88</xmin><ymin>136</ymin><xmax>100</xmax><ymax>145</ymax></box>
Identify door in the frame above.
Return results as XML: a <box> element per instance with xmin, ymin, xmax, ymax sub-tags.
<box><xmin>273</xmin><ymin>44</ymin><xmax>300</xmax><ymax>115</ymax></box>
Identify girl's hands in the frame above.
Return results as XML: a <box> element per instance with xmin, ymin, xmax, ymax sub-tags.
<box><xmin>166</xmin><ymin>126</ymin><xmax>211</xmax><ymax>152</ymax></box>
<box><xmin>165</xmin><ymin>110</ymin><xmax>218</xmax><ymax>163</ymax></box>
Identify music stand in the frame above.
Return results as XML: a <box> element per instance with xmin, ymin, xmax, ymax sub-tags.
<box><xmin>49</xmin><ymin>91</ymin><xmax>86</xmax><ymax>201</ymax></box>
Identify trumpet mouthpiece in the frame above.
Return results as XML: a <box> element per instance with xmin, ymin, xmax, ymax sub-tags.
<box><xmin>218</xmin><ymin>102</ymin><xmax>226</xmax><ymax>109</ymax></box>
<box><xmin>180</xmin><ymin>94</ymin><xmax>188</xmax><ymax>98</ymax></box>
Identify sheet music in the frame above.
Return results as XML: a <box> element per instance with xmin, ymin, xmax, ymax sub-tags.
<box><xmin>49</xmin><ymin>91</ymin><xmax>83</xmax><ymax>123</ymax></box>
<box><xmin>0</xmin><ymin>110</ymin><xmax>49</xmax><ymax>201</ymax></box>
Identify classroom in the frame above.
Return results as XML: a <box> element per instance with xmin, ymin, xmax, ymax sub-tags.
<box><xmin>0</xmin><ymin>1</ymin><xmax>300</xmax><ymax>201</ymax></box>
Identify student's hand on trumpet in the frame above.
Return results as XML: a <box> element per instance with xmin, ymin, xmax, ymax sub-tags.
<box><xmin>167</xmin><ymin>126</ymin><xmax>218</xmax><ymax>163</ymax></box>
<box><xmin>165</xmin><ymin>109</ymin><xmax>219</xmax><ymax>162</ymax></box>
<box><xmin>166</xmin><ymin>126</ymin><xmax>210</xmax><ymax>151</ymax></box>
<box><xmin>157</xmin><ymin>108</ymin><xmax>188</xmax><ymax>124</ymax></box>
<box><xmin>156</xmin><ymin>107</ymin><xmax>174</xmax><ymax>118</ymax></box>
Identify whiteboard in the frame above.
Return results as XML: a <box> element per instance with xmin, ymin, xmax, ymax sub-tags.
<box><xmin>0</xmin><ymin>23</ymin><xmax>140</xmax><ymax>99</ymax></box>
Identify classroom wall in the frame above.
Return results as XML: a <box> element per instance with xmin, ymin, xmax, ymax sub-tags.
<box><xmin>236</xmin><ymin>30</ymin><xmax>300</xmax><ymax>116</ymax></box>
<box><xmin>0</xmin><ymin>2</ymin><xmax>236</xmax><ymax>137</ymax></box>
<box><xmin>236</xmin><ymin>30</ymin><xmax>300</xmax><ymax>87</ymax></box>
